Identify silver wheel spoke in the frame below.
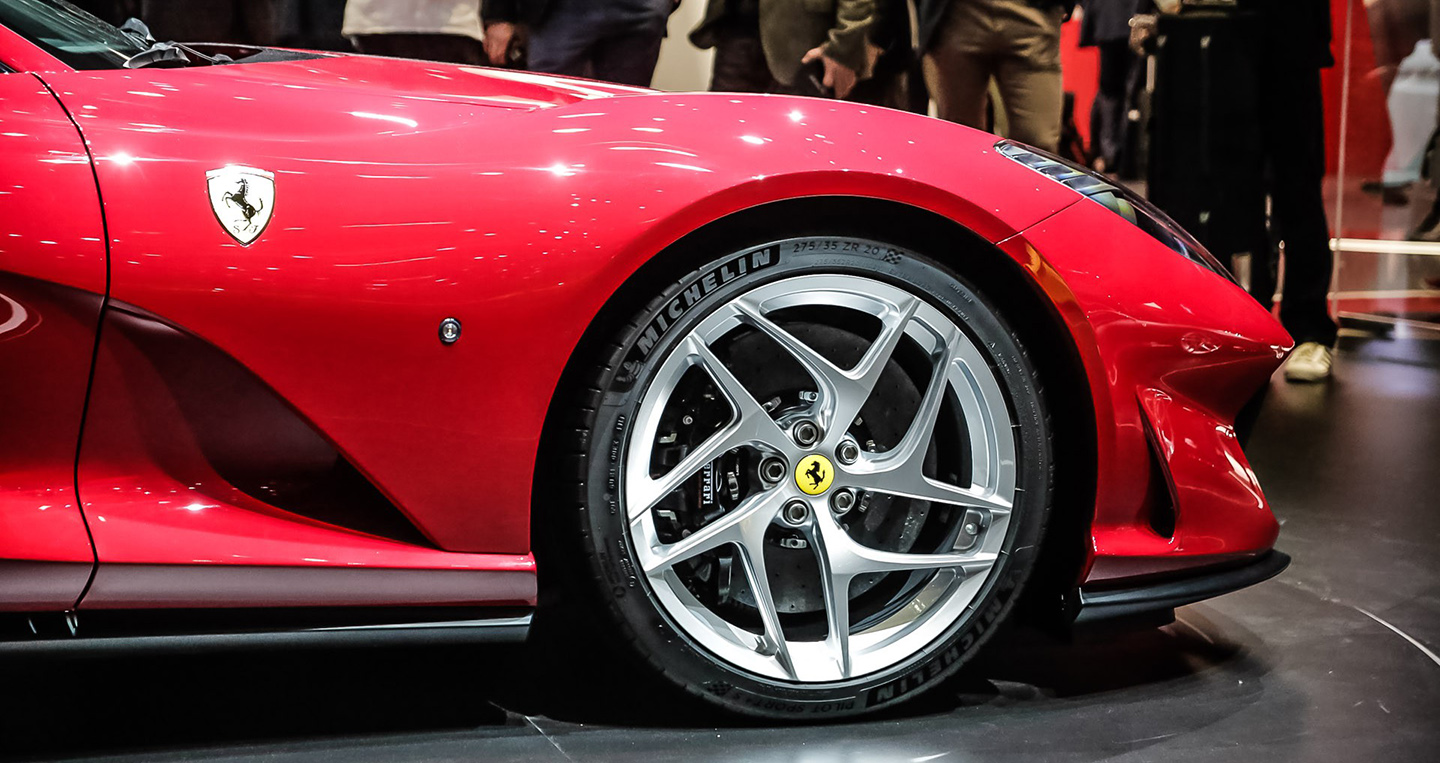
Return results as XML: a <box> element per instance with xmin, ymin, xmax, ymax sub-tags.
<box><xmin>868</xmin><ymin>473</ymin><xmax>1013</xmax><ymax>514</ymax></box>
<box><xmin>688</xmin><ymin>337</ymin><xmax>788</xmax><ymax>445</ymax></box>
<box><xmin>870</xmin><ymin>327</ymin><xmax>960</xmax><ymax>471</ymax></box>
<box><xmin>805</xmin><ymin>516</ymin><xmax>854</xmax><ymax>679</ymax></box>
<box><xmin>816</xmin><ymin>511</ymin><xmax>997</xmax><ymax>579</ymax></box>
<box><xmin>849</xmin><ymin>326</ymin><xmax>1012</xmax><ymax>513</ymax></box>
<box><xmin>628</xmin><ymin>426</ymin><xmax>743</xmax><ymax>520</ymax></box>
<box><xmin>628</xmin><ymin>336</ymin><xmax>789</xmax><ymax>519</ymax></box>
<box><xmin>836</xmin><ymin>297</ymin><xmax>921</xmax><ymax>434</ymax></box>
<box><xmin>633</xmin><ymin>490</ymin><xmax>780</xmax><ymax>573</ymax></box>
<box><xmin>840</xmin><ymin>543</ymin><xmax>998</xmax><ymax>578</ymax></box>
<box><xmin>731</xmin><ymin>299</ymin><xmax>844</xmax><ymax>408</ymax></box>
<box><xmin>733</xmin><ymin>296</ymin><xmax>919</xmax><ymax>442</ymax></box>
<box><xmin>734</xmin><ymin>520</ymin><xmax>797</xmax><ymax>679</ymax></box>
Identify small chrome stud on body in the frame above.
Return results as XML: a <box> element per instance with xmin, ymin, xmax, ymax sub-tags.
<box><xmin>439</xmin><ymin>317</ymin><xmax>462</xmax><ymax>345</ymax></box>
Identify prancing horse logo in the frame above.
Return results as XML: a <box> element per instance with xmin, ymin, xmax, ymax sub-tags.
<box><xmin>224</xmin><ymin>178</ymin><xmax>262</xmax><ymax>225</ymax></box>
<box><xmin>795</xmin><ymin>455</ymin><xmax>834</xmax><ymax>496</ymax></box>
<box><xmin>805</xmin><ymin>460</ymin><xmax>826</xmax><ymax>489</ymax></box>
<box><xmin>206</xmin><ymin>166</ymin><xmax>275</xmax><ymax>245</ymax></box>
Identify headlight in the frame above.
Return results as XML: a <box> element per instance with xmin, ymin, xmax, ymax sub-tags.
<box><xmin>995</xmin><ymin>140</ymin><xmax>1235</xmax><ymax>282</ymax></box>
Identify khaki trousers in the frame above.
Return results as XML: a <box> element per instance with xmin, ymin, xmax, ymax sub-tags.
<box><xmin>923</xmin><ymin>0</ymin><xmax>1065</xmax><ymax>152</ymax></box>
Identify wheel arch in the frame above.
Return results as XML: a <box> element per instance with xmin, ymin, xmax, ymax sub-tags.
<box><xmin>532</xmin><ymin>196</ymin><xmax>1096</xmax><ymax>622</ymax></box>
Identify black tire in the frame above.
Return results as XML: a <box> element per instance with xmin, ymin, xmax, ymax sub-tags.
<box><xmin>552</xmin><ymin>235</ymin><xmax>1052</xmax><ymax>719</ymax></box>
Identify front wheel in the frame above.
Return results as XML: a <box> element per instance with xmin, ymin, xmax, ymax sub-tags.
<box><xmin>557</xmin><ymin>236</ymin><xmax>1052</xmax><ymax>719</ymax></box>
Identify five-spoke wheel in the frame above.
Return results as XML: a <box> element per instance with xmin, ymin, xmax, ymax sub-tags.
<box><xmin>626</xmin><ymin>274</ymin><xmax>1016</xmax><ymax>682</ymax></box>
<box><xmin>560</xmin><ymin>237</ymin><xmax>1050</xmax><ymax>718</ymax></box>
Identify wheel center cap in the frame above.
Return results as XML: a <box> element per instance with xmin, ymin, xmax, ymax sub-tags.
<box><xmin>795</xmin><ymin>454</ymin><xmax>835</xmax><ymax>495</ymax></box>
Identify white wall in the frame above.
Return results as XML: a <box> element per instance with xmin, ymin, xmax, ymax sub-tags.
<box><xmin>651</xmin><ymin>1</ymin><xmax>714</xmax><ymax>92</ymax></box>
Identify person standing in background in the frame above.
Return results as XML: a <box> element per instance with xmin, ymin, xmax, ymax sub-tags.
<box><xmin>482</xmin><ymin>0</ymin><xmax>676</xmax><ymax>87</ymax></box>
<box><xmin>1241</xmin><ymin>0</ymin><xmax>1339</xmax><ymax>381</ymax></box>
<box><xmin>689</xmin><ymin>0</ymin><xmax>876</xmax><ymax>98</ymax></box>
<box><xmin>851</xmin><ymin>0</ymin><xmax>925</xmax><ymax>111</ymax></box>
<box><xmin>1078</xmin><ymin>0</ymin><xmax>1137</xmax><ymax>173</ymax></box>
<box><xmin>343</xmin><ymin>0</ymin><xmax>485</xmax><ymax>63</ymax></box>
<box><xmin>135</xmin><ymin>0</ymin><xmax>347</xmax><ymax>50</ymax></box>
<box><xmin>1361</xmin><ymin>0</ymin><xmax>1431</xmax><ymax>205</ymax></box>
<box><xmin>1409</xmin><ymin>0</ymin><xmax>1440</xmax><ymax>242</ymax></box>
<box><xmin>918</xmin><ymin>0</ymin><xmax>1074</xmax><ymax>153</ymax></box>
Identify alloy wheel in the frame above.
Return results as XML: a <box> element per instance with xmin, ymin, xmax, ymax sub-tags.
<box><xmin>623</xmin><ymin>274</ymin><xmax>1018</xmax><ymax>683</ymax></box>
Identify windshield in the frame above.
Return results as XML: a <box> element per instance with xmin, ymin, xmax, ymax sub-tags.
<box><xmin>1</xmin><ymin>0</ymin><xmax>147</xmax><ymax>70</ymax></box>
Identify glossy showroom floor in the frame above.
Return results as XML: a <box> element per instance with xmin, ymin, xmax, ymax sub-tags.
<box><xmin>3</xmin><ymin>332</ymin><xmax>1437</xmax><ymax>763</ymax></box>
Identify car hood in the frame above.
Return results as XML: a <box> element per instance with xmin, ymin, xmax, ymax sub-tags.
<box><xmin>216</xmin><ymin>52</ymin><xmax>650</xmax><ymax>112</ymax></box>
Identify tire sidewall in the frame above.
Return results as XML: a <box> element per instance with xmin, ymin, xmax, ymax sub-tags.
<box><xmin>579</xmin><ymin>236</ymin><xmax>1050</xmax><ymax>718</ymax></box>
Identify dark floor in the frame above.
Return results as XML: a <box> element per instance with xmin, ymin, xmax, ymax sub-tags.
<box><xmin>3</xmin><ymin>333</ymin><xmax>1438</xmax><ymax>763</ymax></box>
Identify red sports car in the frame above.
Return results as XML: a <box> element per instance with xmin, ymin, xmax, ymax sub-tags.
<box><xmin>1</xmin><ymin>1</ymin><xmax>1291</xmax><ymax>718</ymax></box>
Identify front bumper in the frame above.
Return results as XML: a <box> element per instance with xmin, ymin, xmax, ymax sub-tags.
<box><xmin>1074</xmin><ymin>550</ymin><xmax>1291</xmax><ymax>624</ymax></box>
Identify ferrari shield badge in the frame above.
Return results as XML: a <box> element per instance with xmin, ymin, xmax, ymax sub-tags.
<box><xmin>206</xmin><ymin>166</ymin><xmax>275</xmax><ymax>245</ymax></box>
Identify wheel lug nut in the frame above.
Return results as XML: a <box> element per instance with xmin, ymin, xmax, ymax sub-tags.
<box><xmin>792</xmin><ymin>420</ymin><xmax>821</xmax><ymax>447</ymax></box>
<box><xmin>781</xmin><ymin>500</ymin><xmax>811</xmax><ymax>527</ymax></box>
<box><xmin>760</xmin><ymin>457</ymin><xmax>787</xmax><ymax>484</ymax></box>
<box><xmin>836</xmin><ymin>440</ymin><xmax>859</xmax><ymax>465</ymax></box>
<box><xmin>831</xmin><ymin>488</ymin><xmax>856</xmax><ymax>515</ymax></box>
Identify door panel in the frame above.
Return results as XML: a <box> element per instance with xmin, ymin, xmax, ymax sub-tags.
<box><xmin>0</xmin><ymin>74</ymin><xmax>105</xmax><ymax>610</ymax></box>
<box><xmin>37</xmin><ymin>61</ymin><xmax>539</xmax><ymax>609</ymax></box>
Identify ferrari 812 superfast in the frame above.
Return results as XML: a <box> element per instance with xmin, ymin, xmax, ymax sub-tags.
<box><xmin>0</xmin><ymin>0</ymin><xmax>1290</xmax><ymax>718</ymax></box>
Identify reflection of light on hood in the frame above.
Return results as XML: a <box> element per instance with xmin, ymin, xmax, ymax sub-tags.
<box><xmin>455</xmin><ymin>67</ymin><xmax>649</xmax><ymax>100</ymax></box>
<box><xmin>349</xmin><ymin>111</ymin><xmax>418</xmax><ymax>128</ymax></box>
<box><xmin>654</xmin><ymin>162</ymin><xmax>712</xmax><ymax>173</ymax></box>
<box><xmin>609</xmin><ymin>146</ymin><xmax>697</xmax><ymax>157</ymax></box>
<box><xmin>0</xmin><ymin>293</ymin><xmax>27</xmax><ymax>337</ymax></box>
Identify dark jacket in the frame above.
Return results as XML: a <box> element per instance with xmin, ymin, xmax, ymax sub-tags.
<box><xmin>1133</xmin><ymin>0</ymin><xmax>1333</xmax><ymax>69</ymax></box>
<box><xmin>484</xmin><ymin>0</ymin><xmax>677</xmax><ymax>28</ymax></box>
<box><xmin>1239</xmin><ymin>0</ymin><xmax>1334</xmax><ymax>69</ymax></box>
<box><xmin>482</xmin><ymin>0</ymin><xmax>552</xmax><ymax>26</ymax></box>
<box><xmin>691</xmin><ymin>0</ymin><xmax>876</xmax><ymax>86</ymax></box>
<box><xmin>917</xmin><ymin>0</ymin><xmax>1077</xmax><ymax>53</ymax></box>
<box><xmin>1079</xmin><ymin>0</ymin><xmax>1138</xmax><ymax>47</ymax></box>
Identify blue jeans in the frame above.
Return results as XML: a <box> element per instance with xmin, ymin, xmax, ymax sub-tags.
<box><xmin>527</xmin><ymin>0</ymin><xmax>668</xmax><ymax>87</ymax></box>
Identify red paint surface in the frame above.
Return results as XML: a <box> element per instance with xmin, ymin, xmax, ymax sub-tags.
<box><xmin>0</xmin><ymin>75</ymin><xmax>103</xmax><ymax>610</ymax></box>
<box><xmin>1006</xmin><ymin>202</ymin><xmax>1289</xmax><ymax>580</ymax></box>
<box><xmin>42</xmin><ymin>57</ymin><xmax>1076</xmax><ymax>570</ymax></box>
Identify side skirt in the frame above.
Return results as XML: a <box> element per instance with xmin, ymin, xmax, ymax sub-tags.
<box><xmin>0</xmin><ymin>606</ymin><xmax>530</xmax><ymax>656</ymax></box>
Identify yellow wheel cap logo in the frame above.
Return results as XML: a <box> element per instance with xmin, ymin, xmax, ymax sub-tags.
<box><xmin>795</xmin><ymin>455</ymin><xmax>834</xmax><ymax>495</ymax></box>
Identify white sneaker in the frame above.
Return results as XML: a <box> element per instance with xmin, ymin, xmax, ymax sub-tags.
<box><xmin>1284</xmin><ymin>341</ymin><xmax>1334</xmax><ymax>382</ymax></box>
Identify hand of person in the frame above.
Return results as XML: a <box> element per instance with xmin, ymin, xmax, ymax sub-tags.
<box><xmin>1128</xmin><ymin>14</ymin><xmax>1157</xmax><ymax>56</ymax></box>
<box><xmin>485</xmin><ymin>21</ymin><xmax>517</xmax><ymax>66</ymax></box>
<box><xmin>865</xmin><ymin>41</ymin><xmax>883</xmax><ymax>74</ymax></box>
<box><xmin>802</xmin><ymin>46</ymin><xmax>857</xmax><ymax>99</ymax></box>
